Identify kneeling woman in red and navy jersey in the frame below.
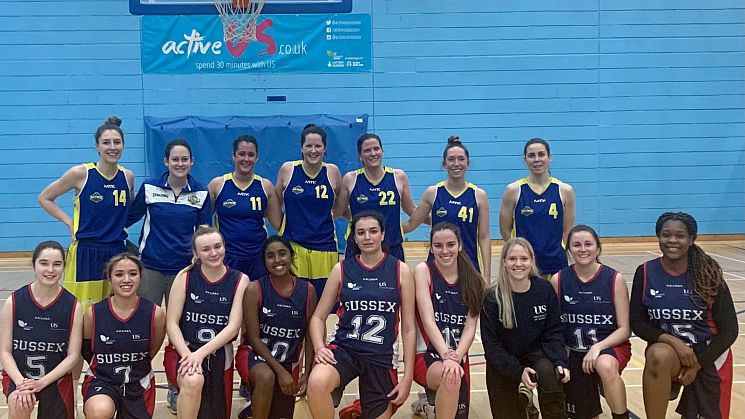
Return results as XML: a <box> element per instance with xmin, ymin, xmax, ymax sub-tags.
<box><xmin>0</xmin><ymin>241</ymin><xmax>83</xmax><ymax>419</ymax></box>
<box><xmin>631</xmin><ymin>212</ymin><xmax>737</xmax><ymax>419</ymax></box>
<box><xmin>550</xmin><ymin>225</ymin><xmax>631</xmax><ymax>419</ymax></box>
<box><xmin>413</xmin><ymin>222</ymin><xmax>485</xmax><ymax>419</ymax></box>
<box><xmin>307</xmin><ymin>211</ymin><xmax>416</xmax><ymax>419</ymax></box>
<box><xmin>164</xmin><ymin>226</ymin><xmax>249</xmax><ymax>419</ymax></box>
<box><xmin>82</xmin><ymin>253</ymin><xmax>166</xmax><ymax>419</ymax></box>
<box><xmin>235</xmin><ymin>235</ymin><xmax>317</xmax><ymax>419</ymax></box>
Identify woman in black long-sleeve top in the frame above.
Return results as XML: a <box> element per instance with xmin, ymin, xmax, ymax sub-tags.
<box><xmin>481</xmin><ymin>237</ymin><xmax>569</xmax><ymax>419</ymax></box>
<box><xmin>630</xmin><ymin>212</ymin><xmax>737</xmax><ymax>419</ymax></box>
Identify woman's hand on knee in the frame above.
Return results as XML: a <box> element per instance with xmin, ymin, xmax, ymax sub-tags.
<box><xmin>314</xmin><ymin>347</ymin><xmax>336</xmax><ymax>365</ymax></box>
<box><xmin>556</xmin><ymin>366</ymin><xmax>570</xmax><ymax>384</ymax></box>
<box><xmin>10</xmin><ymin>389</ymin><xmax>36</xmax><ymax>411</ymax></box>
<box><xmin>178</xmin><ymin>351</ymin><xmax>204</xmax><ymax>376</ymax></box>
<box><xmin>441</xmin><ymin>359</ymin><xmax>463</xmax><ymax>384</ymax></box>
<box><xmin>521</xmin><ymin>367</ymin><xmax>537</xmax><ymax>389</ymax></box>
<box><xmin>583</xmin><ymin>346</ymin><xmax>601</xmax><ymax>374</ymax></box>
<box><xmin>677</xmin><ymin>362</ymin><xmax>701</xmax><ymax>386</ymax></box>
<box><xmin>669</xmin><ymin>338</ymin><xmax>696</xmax><ymax>367</ymax></box>
<box><xmin>278</xmin><ymin>369</ymin><xmax>297</xmax><ymax>396</ymax></box>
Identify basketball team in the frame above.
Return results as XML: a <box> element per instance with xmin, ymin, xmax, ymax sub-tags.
<box><xmin>0</xmin><ymin>117</ymin><xmax>737</xmax><ymax>419</ymax></box>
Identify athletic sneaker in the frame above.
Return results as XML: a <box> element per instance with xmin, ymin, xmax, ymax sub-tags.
<box><xmin>519</xmin><ymin>383</ymin><xmax>539</xmax><ymax>419</ymax></box>
<box><xmin>167</xmin><ymin>387</ymin><xmax>178</xmax><ymax>415</ymax></box>
<box><xmin>238</xmin><ymin>401</ymin><xmax>253</xmax><ymax>419</ymax></box>
<box><xmin>339</xmin><ymin>399</ymin><xmax>362</xmax><ymax>419</ymax></box>
<box><xmin>411</xmin><ymin>391</ymin><xmax>428</xmax><ymax>416</ymax></box>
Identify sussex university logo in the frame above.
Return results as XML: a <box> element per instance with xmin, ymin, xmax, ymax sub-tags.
<box><xmin>99</xmin><ymin>335</ymin><xmax>114</xmax><ymax>345</ymax></box>
<box><xmin>292</xmin><ymin>185</ymin><xmax>304</xmax><ymax>194</ymax></box>
<box><xmin>89</xmin><ymin>192</ymin><xmax>104</xmax><ymax>203</ymax></box>
<box><xmin>222</xmin><ymin>199</ymin><xmax>237</xmax><ymax>208</ymax></box>
<box><xmin>346</xmin><ymin>282</ymin><xmax>360</xmax><ymax>291</ymax></box>
<box><xmin>563</xmin><ymin>295</ymin><xmax>577</xmax><ymax>305</ymax></box>
<box><xmin>520</xmin><ymin>206</ymin><xmax>534</xmax><ymax>217</ymax></box>
<box><xmin>649</xmin><ymin>288</ymin><xmax>663</xmax><ymax>298</ymax></box>
<box><xmin>17</xmin><ymin>319</ymin><xmax>32</xmax><ymax>331</ymax></box>
<box><xmin>435</xmin><ymin>292</ymin><xmax>443</xmax><ymax>303</ymax></box>
<box><xmin>262</xmin><ymin>306</ymin><xmax>275</xmax><ymax>317</ymax></box>
<box><xmin>190</xmin><ymin>293</ymin><xmax>203</xmax><ymax>304</ymax></box>
<box><xmin>188</xmin><ymin>194</ymin><xmax>201</xmax><ymax>205</ymax></box>
<box><xmin>436</xmin><ymin>207</ymin><xmax>447</xmax><ymax>217</ymax></box>
<box><xmin>356</xmin><ymin>194</ymin><xmax>369</xmax><ymax>204</ymax></box>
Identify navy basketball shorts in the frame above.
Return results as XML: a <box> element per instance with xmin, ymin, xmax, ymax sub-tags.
<box><xmin>565</xmin><ymin>341</ymin><xmax>631</xmax><ymax>419</ymax></box>
<box><xmin>224</xmin><ymin>252</ymin><xmax>267</xmax><ymax>281</ymax></box>
<box><xmin>2</xmin><ymin>371</ymin><xmax>74</xmax><ymax>419</ymax></box>
<box><xmin>163</xmin><ymin>343</ymin><xmax>234</xmax><ymax>419</ymax></box>
<box><xmin>329</xmin><ymin>345</ymin><xmax>399</xmax><ymax>418</ymax></box>
<box><xmin>82</xmin><ymin>374</ymin><xmax>156</xmax><ymax>419</ymax></box>
<box><xmin>413</xmin><ymin>351</ymin><xmax>470</xmax><ymax>419</ymax></box>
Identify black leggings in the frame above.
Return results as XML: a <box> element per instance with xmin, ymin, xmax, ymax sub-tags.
<box><xmin>486</xmin><ymin>348</ymin><xmax>567</xmax><ymax>419</ymax></box>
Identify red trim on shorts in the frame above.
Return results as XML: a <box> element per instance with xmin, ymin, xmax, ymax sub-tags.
<box><xmin>163</xmin><ymin>344</ymin><xmax>179</xmax><ymax>389</ymax></box>
<box><xmin>388</xmin><ymin>368</ymin><xmax>400</xmax><ymax>414</ymax></box>
<box><xmin>235</xmin><ymin>343</ymin><xmax>250</xmax><ymax>383</ymax></box>
<box><xmin>58</xmin><ymin>373</ymin><xmax>75</xmax><ymax>419</ymax></box>
<box><xmin>223</xmin><ymin>360</ymin><xmax>235</xmax><ymax>418</ymax></box>
<box><xmin>717</xmin><ymin>349</ymin><xmax>733</xmax><ymax>418</ymax></box>
<box><xmin>612</xmin><ymin>340</ymin><xmax>632</xmax><ymax>372</ymax></box>
<box><xmin>145</xmin><ymin>376</ymin><xmax>156</xmax><ymax>416</ymax></box>
<box><xmin>2</xmin><ymin>371</ymin><xmax>12</xmax><ymax>398</ymax></box>
<box><xmin>413</xmin><ymin>353</ymin><xmax>428</xmax><ymax>387</ymax></box>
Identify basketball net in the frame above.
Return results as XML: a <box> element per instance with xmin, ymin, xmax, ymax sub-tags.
<box><xmin>214</xmin><ymin>0</ymin><xmax>265</xmax><ymax>43</ymax></box>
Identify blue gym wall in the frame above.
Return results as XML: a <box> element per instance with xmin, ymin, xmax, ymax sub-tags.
<box><xmin>1</xmin><ymin>0</ymin><xmax>743</xmax><ymax>251</ymax></box>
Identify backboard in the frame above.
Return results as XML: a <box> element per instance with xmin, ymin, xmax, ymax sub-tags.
<box><xmin>130</xmin><ymin>0</ymin><xmax>352</xmax><ymax>15</ymax></box>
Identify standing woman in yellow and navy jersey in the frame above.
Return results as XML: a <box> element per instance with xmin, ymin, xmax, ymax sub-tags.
<box><xmin>275</xmin><ymin>124</ymin><xmax>342</xmax><ymax>297</ymax></box>
<box><xmin>209</xmin><ymin>135</ymin><xmax>283</xmax><ymax>280</ymax></box>
<box><xmin>39</xmin><ymin>116</ymin><xmax>134</xmax><ymax>310</ymax></box>
<box><xmin>403</xmin><ymin>136</ymin><xmax>491</xmax><ymax>283</ymax></box>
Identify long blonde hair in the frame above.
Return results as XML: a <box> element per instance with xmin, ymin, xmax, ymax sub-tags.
<box><xmin>491</xmin><ymin>237</ymin><xmax>540</xmax><ymax>329</ymax></box>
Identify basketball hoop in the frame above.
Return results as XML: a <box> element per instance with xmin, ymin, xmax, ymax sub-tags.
<box><xmin>214</xmin><ymin>0</ymin><xmax>265</xmax><ymax>43</ymax></box>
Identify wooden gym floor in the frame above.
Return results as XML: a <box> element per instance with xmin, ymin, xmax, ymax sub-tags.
<box><xmin>0</xmin><ymin>239</ymin><xmax>743</xmax><ymax>418</ymax></box>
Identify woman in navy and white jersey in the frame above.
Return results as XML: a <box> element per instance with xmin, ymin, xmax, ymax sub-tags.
<box><xmin>550</xmin><ymin>225</ymin><xmax>631</xmax><ymax>419</ymax></box>
<box><xmin>209</xmin><ymin>135</ymin><xmax>282</xmax><ymax>280</ymax></box>
<box><xmin>39</xmin><ymin>116</ymin><xmax>134</xmax><ymax>310</ymax></box>
<box><xmin>307</xmin><ymin>211</ymin><xmax>416</xmax><ymax>419</ymax></box>
<box><xmin>0</xmin><ymin>241</ymin><xmax>83</xmax><ymax>419</ymax></box>
<box><xmin>499</xmin><ymin>138</ymin><xmax>576</xmax><ymax>277</ymax></box>
<box><xmin>630</xmin><ymin>212</ymin><xmax>737</xmax><ymax>419</ymax></box>
<box><xmin>412</xmin><ymin>222</ymin><xmax>485</xmax><ymax>419</ymax></box>
<box><xmin>127</xmin><ymin>139</ymin><xmax>211</xmax><ymax>307</ymax></box>
<box><xmin>403</xmin><ymin>136</ymin><xmax>491</xmax><ymax>282</ymax></box>
<box><xmin>82</xmin><ymin>253</ymin><xmax>166</xmax><ymax>419</ymax></box>
<box><xmin>275</xmin><ymin>124</ymin><xmax>342</xmax><ymax>298</ymax></box>
<box><xmin>235</xmin><ymin>236</ymin><xmax>316</xmax><ymax>419</ymax></box>
<box><xmin>480</xmin><ymin>237</ymin><xmax>569</xmax><ymax>419</ymax></box>
<box><xmin>334</xmin><ymin>133</ymin><xmax>417</xmax><ymax>262</ymax></box>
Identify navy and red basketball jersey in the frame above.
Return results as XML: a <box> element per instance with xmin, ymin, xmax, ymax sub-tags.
<box><xmin>256</xmin><ymin>275</ymin><xmax>310</xmax><ymax>364</ymax></box>
<box><xmin>557</xmin><ymin>265</ymin><xmax>620</xmax><ymax>351</ymax></box>
<box><xmin>11</xmin><ymin>285</ymin><xmax>77</xmax><ymax>379</ymax></box>
<box><xmin>89</xmin><ymin>297</ymin><xmax>155</xmax><ymax>385</ymax></box>
<box><xmin>73</xmin><ymin>163</ymin><xmax>130</xmax><ymax>243</ymax></box>
<box><xmin>431</xmin><ymin>182</ymin><xmax>480</xmax><ymax>272</ymax></box>
<box><xmin>349</xmin><ymin>167</ymin><xmax>404</xmax><ymax>248</ymax></box>
<box><xmin>332</xmin><ymin>255</ymin><xmax>401</xmax><ymax>368</ymax></box>
<box><xmin>214</xmin><ymin>173</ymin><xmax>269</xmax><ymax>260</ymax></box>
<box><xmin>281</xmin><ymin>161</ymin><xmax>337</xmax><ymax>252</ymax></box>
<box><xmin>642</xmin><ymin>258</ymin><xmax>714</xmax><ymax>346</ymax></box>
<box><xmin>513</xmin><ymin>178</ymin><xmax>567</xmax><ymax>275</ymax></box>
<box><xmin>417</xmin><ymin>261</ymin><xmax>469</xmax><ymax>352</ymax></box>
<box><xmin>179</xmin><ymin>265</ymin><xmax>242</xmax><ymax>348</ymax></box>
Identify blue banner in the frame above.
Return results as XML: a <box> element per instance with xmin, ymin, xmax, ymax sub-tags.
<box><xmin>141</xmin><ymin>14</ymin><xmax>371</xmax><ymax>73</ymax></box>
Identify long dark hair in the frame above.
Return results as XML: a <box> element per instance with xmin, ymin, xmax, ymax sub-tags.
<box><xmin>346</xmin><ymin>211</ymin><xmax>388</xmax><ymax>256</ymax></box>
<box><xmin>261</xmin><ymin>235</ymin><xmax>296</xmax><ymax>277</ymax></box>
<box><xmin>430</xmin><ymin>222</ymin><xmax>484</xmax><ymax>316</ymax></box>
<box><xmin>655</xmin><ymin>212</ymin><xmax>723</xmax><ymax>305</ymax></box>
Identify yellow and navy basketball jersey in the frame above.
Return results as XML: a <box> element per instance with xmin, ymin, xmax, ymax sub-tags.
<box><xmin>180</xmin><ymin>265</ymin><xmax>241</xmax><ymax>349</ymax></box>
<box><xmin>11</xmin><ymin>285</ymin><xmax>77</xmax><ymax>379</ymax></box>
<box><xmin>280</xmin><ymin>161</ymin><xmax>336</xmax><ymax>252</ymax></box>
<box><xmin>89</xmin><ymin>298</ymin><xmax>155</xmax><ymax>385</ymax></box>
<box><xmin>214</xmin><ymin>173</ymin><xmax>269</xmax><ymax>259</ymax></box>
<box><xmin>256</xmin><ymin>275</ymin><xmax>310</xmax><ymax>364</ymax></box>
<box><xmin>332</xmin><ymin>255</ymin><xmax>402</xmax><ymax>369</ymax></box>
<box><xmin>416</xmin><ymin>261</ymin><xmax>468</xmax><ymax>353</ymax></box>
<box><xmin>73</xmin><ymin>163</ymin><xmax>129</xmax><ymax>243</ymax></box>
<box><xmin>642</xmin><ymin>258</ymin><xmax>713</xmax><ymax>346</ymax></box>
<box><xmin>431</xmin><ymin>182</ymin><xmax>480</xmax><ymax>272</ymax></box>
<box><xmin>513</xmin><ymin>178</ymin><xmax>567</xmax><ymax>275</ymax></box>
<box><xmin>349</xmin><ymin>167</ymin><xmax>403</xmax><ymax>247</ymax></box>
<box><xmin>557</xmin><ymin>265</ymin><xmax>620</xmax><ymax>351</ymax></box>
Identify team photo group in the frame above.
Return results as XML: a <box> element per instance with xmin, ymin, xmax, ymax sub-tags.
<box><xmin>0</xmin><ymin>117</ymin><xmax>738</xmax><ymax>419</ymax></box>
